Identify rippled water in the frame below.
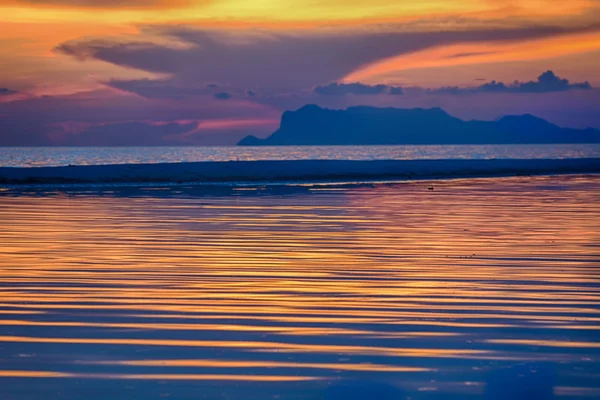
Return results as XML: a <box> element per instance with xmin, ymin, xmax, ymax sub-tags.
<box><xmin>0</xmin><ymin>175</ymin><xmax>599</xmax><ymax>399</ymax></box>
<box><xmin>1</xmin><ymin>144</ymin><xmax>600</xmax><ymax>167</ymax></box>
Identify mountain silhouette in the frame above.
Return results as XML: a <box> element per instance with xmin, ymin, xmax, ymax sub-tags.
<box><xmin>238</xmin><ymin>105</ymin><xmax>600</xmax><ymax>145</ymax></box>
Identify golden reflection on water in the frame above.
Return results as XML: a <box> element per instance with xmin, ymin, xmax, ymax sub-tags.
<box><xmin>0</xmin><ymin>370</ymin><xmax>71</xmax><ymax>378</ymax></box>
<box><xmin>0</xmin><ymin>370</ymin><xmax>318</xmax><ymax>381</ymax></box>
<box><xmin>0</xmin><ymin>175</ymin><xmax>599</xmax><ymax>399</ymax></box>
<box><xmin>94</xmin><ymin>359</ymin><xmax>433</xmax><ymax>372</ymax></box>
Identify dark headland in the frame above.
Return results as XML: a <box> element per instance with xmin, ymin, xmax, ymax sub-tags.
<box><xmin>238</xmin><ymin>105</ymin><xmax>600</xmax><ymax>146</ymax></box>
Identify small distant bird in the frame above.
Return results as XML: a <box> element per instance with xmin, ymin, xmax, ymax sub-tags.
<box><xmin>428</xmin><ymin>186</ymin><xmax>434</xmax><ymax>190</ymax></box>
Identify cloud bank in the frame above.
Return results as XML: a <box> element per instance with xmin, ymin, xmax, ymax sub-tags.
<box><xmin>314</xmin><ymin>82</ymin><xmax>403</xmax><ymax>96</ymax></box>
<box><xmin>55</xmin><ymin>23</ymin><xmax>599</xmax><ymax>95</ymax></box>
<box><xmin>430</xmin><ymin>71</ymin><xmax>592</xmax><ymax>95</ymax></box>
<box><xmin>213</xmin><ymin>92</ymin><xmax>232</xmax><ymax>100</ymax></box>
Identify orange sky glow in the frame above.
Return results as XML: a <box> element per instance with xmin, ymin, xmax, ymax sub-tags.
<box><xmin>2</xmin><ymin>0</ymin><xmax>600</xmax><ymax>94</ymax></box>
<box><xmin>1</xmin><ymin>0</ymin><xmax>599</xmax><ymax>144</ymax></box>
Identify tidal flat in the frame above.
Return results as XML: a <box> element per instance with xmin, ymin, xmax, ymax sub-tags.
<box><xmin>0</xmin><ymin>175</ymin><xmax>599</xmax><ymax>399</ymax></box>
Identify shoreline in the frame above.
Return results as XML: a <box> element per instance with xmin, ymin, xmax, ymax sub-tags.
<box><xmin>1</xmin><ymin>158</ymin><xmax>599</xmax><ymax>189</ymax></box>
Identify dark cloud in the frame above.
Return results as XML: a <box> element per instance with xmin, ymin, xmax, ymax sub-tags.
<box><xmin>246</xmin><ymin>90</ymin><xmax>257</xmax><ymax>97</ymax></box>
<box><xmin>55</xmin><ymin>22</ymin><xmax>600</xmax><ymax>94</ymax></box>
<box><xmin>427</xmin><ymin>86</ymin><xmax>464</xmax><ymax>95</ymax></box>
<box><xmin>314</xmin><ymin>82</ymin><xmax>403</xmax><ymax>96</ymax></box>
<box><xmin>107</xmin><ymin>78</ymin><xmax>212</xmax><ymax>99</ymax></box>
<box><xmin>213</xmin><ymin>92</ymin><xmax>232</xmax><ymax>100</ymax></box>
<box><xmin>57</xmin><ymin>40</ymin><xmax>183</xmax><ymax>71</ymax></box>
<box><xmin>107</xmin><ymin>79</ymin><xmax>245</xmax><ymax>100</ymax></box>
<box><xmin>429</xmin><ymin>71</ymin><xmax>592</xmax><ymax>95</ymax></box>
<box><xmin>0</xmin><ymin>88</ymin><xmax>17</xmax><ymax>96</ymax></box>
<box><xmin>447</xmin><ymin>51</ymin><xmax>496</xmax><ymax>59</ymax></box>
<box><xmin>481</xmin><ymin>70</ymin><xmax>591</xmax><ymax>93</ymax></box>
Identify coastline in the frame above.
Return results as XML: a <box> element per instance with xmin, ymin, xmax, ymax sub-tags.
<box><xmin>1</xmin><ymin>158</ymin><xmax>599</xmax><ymax>187</ymax></box>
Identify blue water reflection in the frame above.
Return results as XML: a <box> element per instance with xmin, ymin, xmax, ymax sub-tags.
<box><xmin>0</xmin><ymin>175</ymin><xmax>599</xmax><ymax>399</ymax></box>
<box><xmin>1</xmin><ymin>144</ymin><xmax>600</xmax><ymax>167</ymax></box>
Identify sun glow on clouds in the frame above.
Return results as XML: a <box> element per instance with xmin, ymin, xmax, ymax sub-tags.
<box><xmin>345</xmin><ymin>32</ymin><xmax>600</xmax><ymax>86</ymax></box>
<box><xmin>0</xmin><ymin>1</ymin><xmax>503</xmax><ymax>24</ymax></box>
<box><xmin>1</xmin><ymin>0</ymin><xmax>597</xmax><ymax>25</ymax></box>
<box><xmin>195</xmin><ymin>119</ymin><xmax>278</xmax><ymax>131</ymax></box>
<box><xmin>1</xmin><ymin>0</ymin><xmax>600</xmax><ymax>144</ymax></box>
<box><xmin>165</xmin><ymin>118</ymin><xmax>279</xmax><ymax>144</ymax></box>
<box><xmin>1</xmin><ymin>0</ymin><xmax>599</xmax><ymax>94</ymax></box>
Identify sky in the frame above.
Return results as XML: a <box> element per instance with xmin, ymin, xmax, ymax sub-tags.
<box><xmin>1</xmin><ymin>0</ymin><xmax>600</xmax><ymax>145</ymax></box>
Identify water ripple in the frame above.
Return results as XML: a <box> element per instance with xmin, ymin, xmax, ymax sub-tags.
<box><xmin>0</xmin><ymin>174</ymin><xmax>599</xmax><ymax>399</ymax></box>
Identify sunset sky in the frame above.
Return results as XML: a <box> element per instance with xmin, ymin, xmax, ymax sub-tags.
<box><xmin>1</xmin><ymin>0</ymin><xmax>600</xmax><ymax>145</ymax></box>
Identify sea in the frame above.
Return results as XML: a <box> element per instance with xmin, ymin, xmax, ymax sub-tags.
<box><xmin>1</xmin><ymin>144</ymin><xmax>600</xmax><ymax>167</ymax></box>
<box><xmin>0</xmin><ymin>145</ymin><xmax>599</xmax><ymax>400</ymax></box>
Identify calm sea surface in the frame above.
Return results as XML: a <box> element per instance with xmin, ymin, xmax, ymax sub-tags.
<box><xmin>0</xmin><ymin>175</ymin><xmax>599</xmax><ymax>399</ymax></box>
<box><xmin>1</xmin><ymin>144</ymin><xmax>600</xmax><ymax>167</ymax></box>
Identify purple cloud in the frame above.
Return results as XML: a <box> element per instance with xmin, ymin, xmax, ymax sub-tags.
<box><xmin>55</xmin><ymin>22</ymin><xmax>600</xmax><ymax>95</ymax></box>
<box><xmin>4</xmin><ymin>14</ymin><xmax>600</xmax><ymax>147</ymax></box>
<box><xmin>213</xmin><ymin>92</ymin><xmax>232</xmax><ymax>100</ymax></box>
<box><xmin>314</xmin><ymin>82</ymin><xmax>403</xmax><ymax>96</ymax></box>
<box><xmin>430</xmin><ymin>71</ymin><xmax>592</xmax><ymax>95</ymax></box>
<box><xmin>108</xmin><ymin>78</ymin><xmax>212</xmax><ymax>99</ymax></box>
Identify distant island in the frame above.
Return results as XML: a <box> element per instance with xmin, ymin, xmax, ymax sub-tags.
<box><xmin>238</xmin><ymin>105</ymin><xmax>600</xmax><ymax>146</ymax></box>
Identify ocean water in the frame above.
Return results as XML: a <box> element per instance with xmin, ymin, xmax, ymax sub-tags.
<box><xmin>1</xmin><ymin>144</ymin><xmax>600</xmax><ymax>167</ymax></box>
<box><xmin>0</xmin><ymin>174</ymin><xmax>599</xmax><ymax>399</ymax></box>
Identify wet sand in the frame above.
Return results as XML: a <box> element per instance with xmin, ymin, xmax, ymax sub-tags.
<box><xmin>0</xmin><ymin>175</ymin><xmax>599</xmax><ymax>399</ymax></box>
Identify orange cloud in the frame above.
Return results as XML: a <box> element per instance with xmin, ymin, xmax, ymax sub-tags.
<box><xmin>1</xmin><ymin>0</ymin><xmax>599</xmax><ymax>97</ymax></box>
<box><xmin>344</xmin><ymin>31</ymin><xmax>600</xmax><ymax>85</ymax></box>
<box><xmin>0</xmin><ymin>0</ymin><xmax>596</xmax><ymax>26</ymax></box>
<box><xmin>0</xmin><ymin>0</ymin><xmax>200</xmax><ymax>9</ymax></box>
<box><xmin>194</xmin><ymin>119</ymin><xmax>278</xmax><ymax>131</ymax></box>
